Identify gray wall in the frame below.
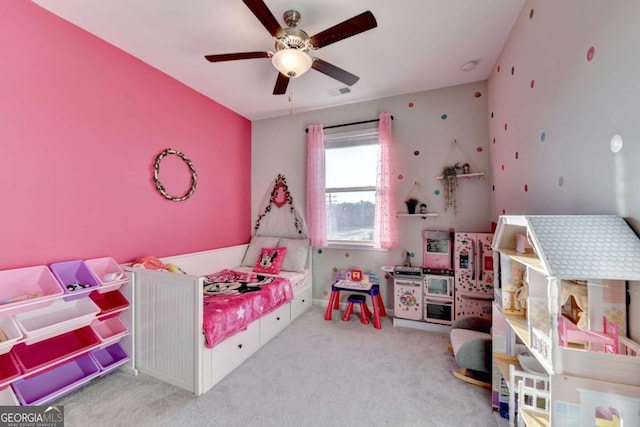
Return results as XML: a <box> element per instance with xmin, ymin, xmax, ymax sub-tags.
<box><xmin>488</xmin><ymin>1</ymin><xmax>640</xmax><ymax>340</ymax></box>
<box><xmin>252</xmin><ymin>81</ymin><xmax>492</xmax><ymax>308</ymax></box>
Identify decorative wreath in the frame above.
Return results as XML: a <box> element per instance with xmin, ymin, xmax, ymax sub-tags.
<box><xmin>153</xmin><ymin>148</ymin><xmax>197</xmax><ymax>202</ymax></box>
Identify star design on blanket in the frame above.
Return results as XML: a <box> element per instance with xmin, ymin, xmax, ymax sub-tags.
<box><xmin>236</xmin><ymin>306</ymin><xmax>245</xmax><ymax>319</ymax></box>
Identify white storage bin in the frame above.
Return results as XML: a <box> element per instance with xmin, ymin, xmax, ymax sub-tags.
<box><xmin>0</xmin><ymin>317</ymin><xmax>23</xmax><ymax>355</ymax></box>
<box><xmin>15</xmin><ymin>298</ymin><xmax>100</xmax><ymax>345</ymax></box>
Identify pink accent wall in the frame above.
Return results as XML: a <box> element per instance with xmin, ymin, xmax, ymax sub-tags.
<box><xmin>0</xmin><ymin>2</ymin><xmax>251</xmax><ymax>269</ymax></box>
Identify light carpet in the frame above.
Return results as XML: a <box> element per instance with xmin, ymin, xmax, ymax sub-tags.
<box><xmin>57</xmin><ymin>306</ymin><xmax>500</xmax><ymax>427</ymax></box>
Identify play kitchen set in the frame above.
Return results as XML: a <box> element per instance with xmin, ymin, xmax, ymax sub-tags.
<box><xmin>390</xmin><ymin>230</ymin><xmax>494</xmax><ymax>329</ymax></box>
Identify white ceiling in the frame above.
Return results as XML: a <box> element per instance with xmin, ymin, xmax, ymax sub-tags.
<box><xmin>32</xmin><ymin>0</ymin><xmax>525</xmax><ymax>121</ymax></box>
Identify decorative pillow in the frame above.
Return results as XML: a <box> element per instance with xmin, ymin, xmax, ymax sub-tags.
<box><xmin>253</xmin><ymin>247</ymin><xmax>287</xmax><ymax>274</ymax></box>
<box><xmin>241</xmin><ymin>236</ymin><xmax>280</xmax><ymax>267</ymax></box>
<box><xmin>278</xmin><ymin>238</ymin><xmax>310</xmax><ymax>272</ymax></box>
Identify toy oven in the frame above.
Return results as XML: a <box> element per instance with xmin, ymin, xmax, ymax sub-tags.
<box><xmin>424</xmin><ymin>274</ymin><xmax>454</xmax><ymax>298</ymax></box>
<box><xmin>423</xmin><ymin>297</ymin><xmax>454</xmax><ymax>325</ymax></box>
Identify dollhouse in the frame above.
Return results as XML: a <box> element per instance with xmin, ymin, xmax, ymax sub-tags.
<box><xmin>491</xmin><ymin>215</ymin><xmax>640</xmax><ymax>426</ymax></box>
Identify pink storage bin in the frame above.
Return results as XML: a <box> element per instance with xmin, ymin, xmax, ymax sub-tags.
<box><xmin>90</xmin><ymin>316</ymin><xmax>129</xmax><ymax>345</ymax></box>
<box><xmin>89</xmin><ymin>290</ymin><xmax>129</xmax><ymax>319</ymax></box>
<box><xmin>0</xmin><ymin>317</ymin><xmax>23</xmax><ymax>355</ymax></box>
<box><xmin>0</xmin><ymin>266</ymin><xmax>64</xmax><ymax>316</ymax></box>
<box><xmin>0</xmin><ymin>352</ymin><xmax>21</xmax><ymax>387</ymax></box>
<box><xmin>89</xmin><ymin>342</ymin><xmax>129</xmax><ymax>376</ymax></box>
<box><xmin>11</xmin><ymin>326</ymin><xmax>100</xmax><ymax>375</ymax></box>
<box><xmin>11</xmin><ymin>354</ymin><xmax>100</xmax><ymax>406</ymax></box>
<box><xmin>49</xmin><ymin>260</ymin><xmax>101</xmax><ymax>301</ymax></box>
<box><xmin>85</xmin><ymin>257</ymin><xmax>127</xmax><ymax>293</ymax></box>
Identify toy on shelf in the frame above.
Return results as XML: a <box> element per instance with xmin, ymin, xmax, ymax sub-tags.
<box><xmin>558</xmin><ymin>315</ymin><xmax>619</xmax><ymax>354</ymax></box>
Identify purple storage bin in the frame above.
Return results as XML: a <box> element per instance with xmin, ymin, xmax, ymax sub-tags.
<box><xmin>11</xmin><ymin>354</ymin><xmax>100</xmax><ymax>406</ymax></box>
<box><xmin>49</xmin><ymin>260</ymin><xmax>101</xmax><ymax>301</ymax></box>
<box><xmin>89</xmin><ymin>342</ymin><xmax>129</xmax><ymax>375</ymax></box>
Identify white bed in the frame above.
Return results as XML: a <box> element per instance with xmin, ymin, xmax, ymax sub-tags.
<box><xmin>127</xmin><ymin>243</ymin><xmax>312</xmax><ymax>395</ymax></box>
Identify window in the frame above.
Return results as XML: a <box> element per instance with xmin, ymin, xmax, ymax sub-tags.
<box><xmin>324</xmin><ymin>128</ymin><xmax>379</xmax><ymax>245</ymax></box>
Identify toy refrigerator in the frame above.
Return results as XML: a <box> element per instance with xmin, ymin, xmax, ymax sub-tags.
<box><xmin>454</xmin><ymin>232</ymin><xmax>494</xmax><ymax>319</ymax></box>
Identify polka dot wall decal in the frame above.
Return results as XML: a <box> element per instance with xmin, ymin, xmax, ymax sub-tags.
<box><xmin>541</xmin><ymin>131</ymin><xmax>546</xmax><ymax>142</ymax></box>
<box><xmin>345</xmin><ymin>252</ymin><xmax>350</xmax><ymax>258</ymax></box>
<box><xmin>317</xmin><ymin>248</ymin><xmax>323</xmax><ymax>254</ymax></box>
<box><xmin>492</xmin><ymin>185</ymin><xmax>495</xmax><ymax>191</ymax></box>
<box><xmin>497</xmin><ymin>65</ymin><xmax>501</xmax><ymax>72</ymax></box>
<box><xmin>530</xmin><ymin>8</ymin><xmax>534</xmax><ymax>19</ymax></box>
<box><xmin>511</xmin><ymin>66</ymin><xmax>515</xmax><ymax>75</ymax></box>
<box><xmin>476</xmin><ymin>146</ymin><xmax>483</xmax><ymax>152</ymax></box>
<box><xmin>384</xmin><ymin>274</ymin><xmax>390</xmax><ymax>280</ymax></box>
<box><xmin>501</xmin><ymin>164</ymin><xmax>505</xmax><ymax>171</ymax></box>
<box><xmin>558</xmin><ymin>176</ymin><xmax>564</xmax><ymax>187</ymax></box>
<box><xmin>502</xmin><ymin>209</ymin><xmax>506</xmax><ymax>215</ymax></box>
<box><xmin>414</xmin><ymin>150</ymin><xmax>420</xmax><ymax>156</ymax></box>
<box><xmin>504</xmin><ymin>123</ymin><xmax>508</xmax><ymax>131</ymax></box>
<box><xmin>493</xmin><ymin>137</ymin><xmax>496</xmax><ymax>144</ymax></box>
<box><xmin>434</xmin><ymin>189</ymin><xmax>440</xmax><ymax>196</ymax></box>
<box><xmin>610</xmin><ymin>134</ymin><xmax>623</xmax><ymax>153</ymax></box>
<box><xmin>333</xmin><ymin>267</ymin><xmax>338</xmax><ymax>272</ymax></box>
<box><xmin>474</xmin><ymin>91</ymin><xmax>482</xmax><ymax>98</ymax></box>
<box><xmin>530</xmin><ymin>80</ymin><xmax>535</xmax><ymax>88</ymax></box>
<box><xmin>441</xmin><ymin>114</ymin><xmax>448</xmax><ymax>120</ymax></box>
<box><xmin>524</xmin><ymin>184</ymin><xmax>528</xmax><ymax>192</ymax></box>
<box><xmin>587</xmin><ymin>46</ymin><xmax>595</xmax><ymax>61</ymax></box>
<box><xmin>408</xmin><ymin>102</ymin><xmax>414</xmax><ymax>108</ymax></box>
<box><xmin>398</xmin><ymin>174</ymin><xmax>404</xmax><ymax>180</ymax></box>
<box><xmin>515</xmin><ymin>151</ymin><xmax>519</xmax><ymax>159</ymax></box>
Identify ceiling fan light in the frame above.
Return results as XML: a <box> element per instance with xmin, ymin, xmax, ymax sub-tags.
<box><xmin>272</xmin><ymin>49</ymin><xmax>312</xmax><ymax>78</ymax></box>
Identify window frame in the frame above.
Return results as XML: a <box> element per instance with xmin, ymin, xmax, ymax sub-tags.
<box><xmin>324</xmin><ymin>127</ymin><xmax>380</xmax><ymax>248</ymax></box>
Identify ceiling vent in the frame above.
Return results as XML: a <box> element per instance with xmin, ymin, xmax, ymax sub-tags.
<box><xmin>327</xmin><ymin>87</ymin><xmax>351</xmax><ymax>96</ymax></box>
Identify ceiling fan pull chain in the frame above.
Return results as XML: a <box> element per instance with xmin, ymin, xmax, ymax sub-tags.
<box><xmin>289</xmin><ymin>81</ymin><xmax>294</xmax><ymax>115</ymax></box>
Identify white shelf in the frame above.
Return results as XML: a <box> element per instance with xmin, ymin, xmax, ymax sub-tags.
<box><xmin>397</xmin><ymin>213</ymin><xmax>438</xmax><ymax>219</ymax></box>
<box><xmin>435</xmin><ymin>172</ymin><xmax>485</xmax><ymax>180</ymax></box>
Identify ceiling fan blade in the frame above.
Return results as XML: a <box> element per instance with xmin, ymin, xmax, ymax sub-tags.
<box><xmin>273</xmin><ymin>73</ymin><xmax>290</xmax><ymax>95</ymax></box>
<box><xmin>204</xmin><ymin>51</ymin><xmax>270</xmax><ymax>62</ymax></box>
<box><xmin>312</xmin><ymin>58</ymin><xmax>360</xmax><ymax>86</ymax></box>
<box><xmin>242</xmin><ymin>0</ymin><xmax>285</xmax><ymax>38</ymax></box>
<box><xmin>310</xmin><ymin>11</ymin><xmax>377</xmax><ymax>49</ymax></box>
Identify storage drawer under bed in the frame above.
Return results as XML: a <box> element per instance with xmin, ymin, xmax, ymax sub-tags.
<box><xmin>259</xmin><ymin>303</ymin><xmax>290</xmax><ymax>345</ymax></box>
<box><xmin>291</xmin><ymin>285</ymin><xmax>312</xmax><ymax>321</ymax></box>
<box><xmin>206</xmin><ymin>320</ymin><xmax>260</xmax><ymax>387</ymax></box>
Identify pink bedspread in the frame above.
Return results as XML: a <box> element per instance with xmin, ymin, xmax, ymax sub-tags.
<box><xmin>202</xmin><ymin>269</ymin><xmax>294</xmax><ymax>348</ymax></box>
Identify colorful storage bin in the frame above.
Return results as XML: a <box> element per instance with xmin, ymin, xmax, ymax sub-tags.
<box><xmin>89</xmin><ymin>290</ymin><xmax>129</xmax><ymax>319</ymax></box>
<box><xmin>90</xmin><ymin>316</ymin><xmax>129</xmax><ymax>345</ymax></box>
<box><xmin>49</xmin><ymin>260</ymin><xmax>101</xmax><ymax>301</ymax></box>
<box><xmin>14</xmin><ymin>298</ymin><xmax>100</xmax><ymax>345</ymax></box>
<box><xmin>90</xmin><ymin>342</ymin><xmax>129</xmax><ymax>376</ymax></box>
<box><xmin>84</xmin><ymin>257</ymin><xmax>127</xmax><ymax>293</ymax></box>
<box><xmin>0</xmin><ymin>385</ymin><xmax>19</xmax><ymax>405</ymax></box>
<box><xmin>12</xmin><ymin>354</ymin><xmax>100</xmax><ymax>406</ymax></box>
<box><xmin>11</xmin><ymin>326</ymin><xmax>100</xmax><ymax>375</ymax></box>
<box><xmin>0</xmin><ymin>353</ymin><xmax>21</xmax><ymax>386</ymax></box>
<box><xmin>0</xmin><ymin>266</ymin><xmax>63</xmax><ymax>316</ymax></box>
<box><xmin>0</xmin><ymin>317</ymin><xmax>23</xmax><ymax>355</ymax></box>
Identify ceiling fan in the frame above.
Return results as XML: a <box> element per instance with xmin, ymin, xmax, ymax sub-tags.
<box><xmin>204</xmin><ymin>0</ymin><xmax>377</xmax><ymax>95</ymax></box>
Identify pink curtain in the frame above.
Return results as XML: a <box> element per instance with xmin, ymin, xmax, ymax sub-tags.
<box><xmin>374</xmin><ymin>113</ymin><xmax>398</xmax><ymax>249</ymax></box>
<box><xmin>306</xmin><ymin>124</ymin><xmax>327</xmax><ymax>247</ymax></box>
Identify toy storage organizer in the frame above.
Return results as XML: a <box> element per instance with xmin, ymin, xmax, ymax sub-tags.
<box><xmin>0</xmin><ymin>257</ymin><xmax>132</xmax><ymax>406</ymax></box>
